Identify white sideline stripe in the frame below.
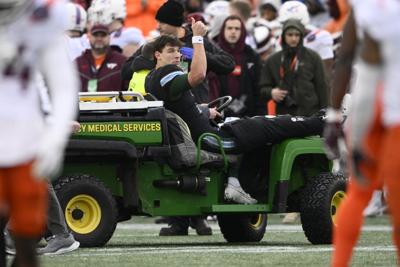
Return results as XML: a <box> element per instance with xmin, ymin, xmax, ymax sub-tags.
<box><xmin>51</xmin><ymin>245</ymin><xmax>396</xmax><ymax>257</ymax></box>
<box><xmin>116</xmin><ymin>224</ymin><xmax>392</xmax><ymax>232</ymax></box>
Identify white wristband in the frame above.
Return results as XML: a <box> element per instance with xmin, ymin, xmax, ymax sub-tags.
<box><xmin>326</xmin><ymin>108</ymin><xmax>343</xmax><ymax>123</ymax></box>
<box><xmin>192</xmin><ymin>36</ymin><xmax>204</xmax><ymax>44</ymax></box>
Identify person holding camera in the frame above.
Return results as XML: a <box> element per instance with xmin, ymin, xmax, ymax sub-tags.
<box><xmin>259</xmin><ymin>19</ymin><xmax>328</xmax><ymax>117</ymax></box>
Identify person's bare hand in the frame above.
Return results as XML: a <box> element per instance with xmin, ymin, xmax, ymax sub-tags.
<box><xmin>208</xmin><ymin>107</ymin><xmax>221</xmax><ymax>120</ymax></box>
<box><xmin>191</xmin><ymin>17</ymin><xmax>207</xmax><ymax>37</ymax></box>
<box><xmin>271</xmin><ymin>88</ymin><xmax>288</xmax><ymax>102</ymax></box>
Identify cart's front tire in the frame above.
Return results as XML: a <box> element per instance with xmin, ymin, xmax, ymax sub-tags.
<box><xmin>300</xmin><ymin>172</ymin><xmax>347</xmax><ymax>244</ymax></box>
<box><xmin>54</xmin><ymin>174</ymin><xmax>118</xmax><ymax>247</ymax></box>
<box><xmin>218</xmin><ymin>213</ymin><xmax>267</xmax><ymax>242</ymax></box>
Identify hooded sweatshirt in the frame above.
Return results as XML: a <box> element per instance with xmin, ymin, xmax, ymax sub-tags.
<box><xmin>259</xmin><ymin>19</ymin><xmax>328</xmax><ymax>116</ymax></box>
<box><xmin>209</xmin><ymin>16</ymin><xmax>264</xmax><ymax>117</ymax></box>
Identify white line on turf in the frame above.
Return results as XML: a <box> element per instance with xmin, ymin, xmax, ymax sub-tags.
<box><xmin>51</xmin><ymin>245</ymin><xmax>396</xmax><ymax>257</ymax></box>
<box><xmin>116</xmin><ymin>224</ymin><xmax>392</xmax><ymax>232</ymax></box>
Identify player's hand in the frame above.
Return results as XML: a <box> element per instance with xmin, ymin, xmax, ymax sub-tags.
<box><xmin>191</xmin><ymin>17</ymin><xmax>207</xmax><ymax>37</ymax></box>
<box><xmin>71</xmin><ymin>121</ymin><xmax>81</xmax><ymax>134</ymax></box>
<box><xmin>208</xmin><ymin>107</ymin><xmax>221</xmax><ymax>120</ymax></box>
<box><xmin>33</xmin><ymin>132</ymin><xmax>67</xmax><ymax>180</ymax></box>
<box><xmin>271</xmin><ymin>88</ymin><xmax>288</xmax><ymax>102</ymax></box>
<box><xmin>323</xmin><ymin>108</ymin><xmax>344</xmax><ymax>159</ymax></box>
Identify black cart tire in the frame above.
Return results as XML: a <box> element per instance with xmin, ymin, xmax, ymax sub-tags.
<box><xmin>218</xmin><ymin>213</ymin><xmax>267</xmax><ymax>242</ymax></box>
<box><xmin>54</xmin><ymin>174</ymin><xmax>118</xmax><ymax>247</ymax></box>
<box><xmin>300</xmin><ymin>172</ymin><xmax>347</xmax><ymax>244</ymax></box>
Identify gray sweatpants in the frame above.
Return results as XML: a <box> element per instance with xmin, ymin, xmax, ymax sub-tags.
<box><xmin>47</xmin><ymin>184</ymin><xmax>69</xmax><ymax>236</ymax></box>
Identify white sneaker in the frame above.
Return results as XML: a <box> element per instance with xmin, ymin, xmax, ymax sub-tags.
<box><xmin>224</xmin><ymin>177</ymin><xmax>257</xmax><ymax>204</ymax></box>
<box><xmin>364</xmin><ymin>191</ymin><xmax>387</xmax><ymax>217</ymax></box>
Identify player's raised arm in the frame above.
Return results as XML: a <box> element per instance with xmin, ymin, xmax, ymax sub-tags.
<box><xmin>187</xmin><ymin>17</ymin><xmax>207</xmax><ymax>88</ymax></box>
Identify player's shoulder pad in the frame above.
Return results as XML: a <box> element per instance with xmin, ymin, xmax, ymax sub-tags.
<box><xmin>306</xmin><ymin>28</ymin><xmax>333</xmax><ymax>45</ymax></box>
<box><xmin>315</xmin><ymin>30</ymin><xmax>334</xmax><ymax>46</ymax></box>
<box><xmin>159</xmin><ymin>64</ymin><xmax>185</xmax><ymax>87</ymax></box>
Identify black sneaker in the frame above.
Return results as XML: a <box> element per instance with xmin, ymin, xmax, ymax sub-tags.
<box><xmin>159</xmin><ymin>223</ymin><xmax>188</xmax><ymax>236</ymax></box>
<box><xmin>190</xmin><ymin>217</ymin><xmax>212</xmax><ymax>236</ymax></box>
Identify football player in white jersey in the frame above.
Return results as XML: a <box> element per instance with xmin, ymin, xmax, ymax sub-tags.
<box><xmin>87</xmin><ymin>0</ymin><xmax>145</xmax><ymax>57</ymax></box>
<box><xmin>65</xmin><ymin>1</ymin><xmax>87</xmax><ymax>61</ymax></box>
<box><xmin>0</xmin><ymin>0</ymin><xmax>78</xmax><ymax>266</ymax></box>
<box><xmin>278</xmin><ymin>1</ymin><xmax>334</xmax><ymax>81</ymax></box>
<box><xmin>323</xmin><ymin>1</ymin><xmax>400</xmax><ymax>265</ymax></box>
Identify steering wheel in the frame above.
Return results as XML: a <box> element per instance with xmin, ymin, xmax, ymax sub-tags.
<box><xmin>207</xmin><ymin>96</ymin><xmax>233</xmax><ymax>126</ymax></box>
<box><xmin>207</xmin><ymin>96</ymin><xmax>233</xmax><ymax>112</ymax></box>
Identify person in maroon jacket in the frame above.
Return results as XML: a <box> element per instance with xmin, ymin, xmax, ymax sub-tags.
<box><xmin>75</xmin><ymin>24</ymin><xmax>127</xmax><ymax>92</ymax></box>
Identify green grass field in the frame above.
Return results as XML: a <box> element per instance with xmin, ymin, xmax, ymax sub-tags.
<box><xmin>11</xmin><ymin>215</ymin><xmax>397</xmax><ymax>267</ymax></box>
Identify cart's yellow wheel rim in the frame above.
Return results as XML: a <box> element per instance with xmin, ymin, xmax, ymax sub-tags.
<box><xmin>65</xmin><ymin>194</ymin><xmax>101</xmax><ymax>234</ymax></box>
<box><xmin>250</xmin><ymin>214</ymin><xmax>264</xmax><ymax>229</ymax></box>
<box><xmin>331</xmin><ymin>190</ymin><xmax>346</xmax><ymax>225</ymax></box>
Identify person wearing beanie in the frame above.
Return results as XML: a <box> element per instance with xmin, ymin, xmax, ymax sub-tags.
<box><xmin>259</xmin><ymin>19</ymin><xmax>328</xmax><ymax>117</ymax></box>
<box><xmin>121</xmin><ymin>0</ymin><xmax>235</xmax><ymax>104</ymax></box>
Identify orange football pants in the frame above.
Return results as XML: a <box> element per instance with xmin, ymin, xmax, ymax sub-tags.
<box><xmin>332</xmin><ymin>96</ymin><xmax>400</xmax><ymax>266</ymax></box>
<box><xmin>0</xmin><ymin>161</ymin><xmax>48</xmax><ymax>237</ymax></box>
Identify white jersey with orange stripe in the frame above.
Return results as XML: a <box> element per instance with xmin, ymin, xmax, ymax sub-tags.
<box><xmin>0</xmin><ymin>0</ymin><xmax>78</xmax><ymax>166</ymax></box>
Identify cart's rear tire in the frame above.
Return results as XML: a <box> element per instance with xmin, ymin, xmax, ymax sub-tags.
<box><xmin>218</xmin><ymin>213</ymin><xmax>267</xmax><ymax>242</ymax></box>
<box><xmin>300</xmin><ymin>172</ymin><xmax>347</xmax><ymax>244</ymax></box>
<box><xmin>54</xmin><ymin>174</ymin><xmax>118</xmax><ymax>247</ymax></box>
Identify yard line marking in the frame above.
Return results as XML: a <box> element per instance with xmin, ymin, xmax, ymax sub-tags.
<box><xmin>116</xmin><ymin>224</ymin><xmax>392</xmax><ymax>232</ymax></box>
<box><xmin>50</xmin><ymin>245</ymin><xmax>396</xmax><ymax>257</ymax></box>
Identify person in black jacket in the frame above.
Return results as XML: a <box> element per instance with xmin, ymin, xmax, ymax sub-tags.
<box><xmin>209</xmin><ymin>15</ymin><xmax>264</xmax><ymax>117</ymax></box>
<box><xmin>121</xmin><ymin>0</ymin><xmax>235</xmax><ymax>104</ymax></box>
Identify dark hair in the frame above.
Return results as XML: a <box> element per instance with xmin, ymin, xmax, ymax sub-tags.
<box><xmin>153</xmin><ymin>35</ymin><xmax>183</xmax><ymax>53</ymax></box>
<box><xmin>260</xmin><ymin>3</ymin><xmax>278</xmax><ymax>13</ymax></box>
<box><xmin>141</xmin><ymin>41</ymin><xmax>156</xmax><ymax>60</ymax></box>
<box><xmin>224</xmin><ymin>15</ymin><xmax>244</xmax><ymax>26</ymax></box>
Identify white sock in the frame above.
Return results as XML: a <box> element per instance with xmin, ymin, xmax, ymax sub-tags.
<box><xmin>228</xmin><ymin>177</ymin><xmax>241</xmax><ymax>187</ymax></box>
